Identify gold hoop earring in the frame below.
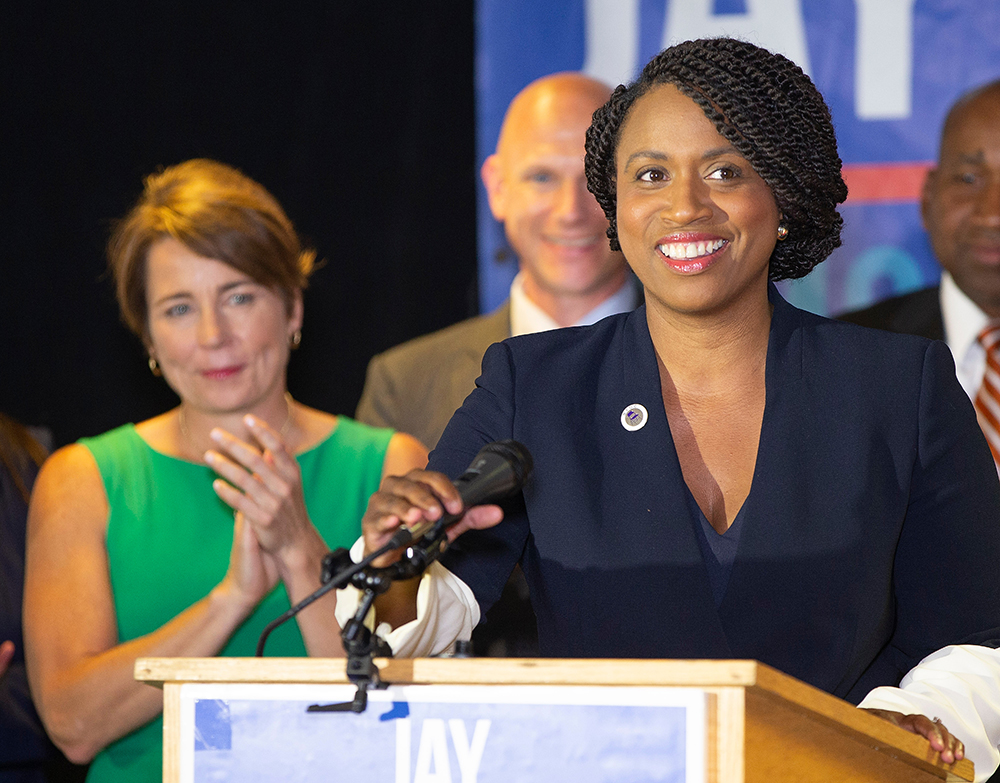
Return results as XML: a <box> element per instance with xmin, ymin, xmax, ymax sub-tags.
<box><xmin>289</xmin><ymin>329</ymin><xmax>302</xmax><ymax>349</ymax></box>
<box><xmin>148</xmin><ymin>356</ymin><xmax>162</xmax><ymax>376</ymax></box>
<box><xmin>777</xmin><ymin>224</ymin><xmax>789</xmax><ymax>241</ymax></box>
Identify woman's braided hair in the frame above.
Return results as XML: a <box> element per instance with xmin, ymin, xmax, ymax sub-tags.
<box><xmin>585</xmin><ymin>37</ymin><xmax>848</xmax><ymax>280</ymax></box>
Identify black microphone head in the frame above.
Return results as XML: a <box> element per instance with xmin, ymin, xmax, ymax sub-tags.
<box><xmin>479</xmin><ymin>439</ymin><xmax>533</xmax><ymax>488</ymax></box>
<box><xmin>451</xmin><ymin>439</ymin><xmax>534</xmax><ymax>509</ymax></box>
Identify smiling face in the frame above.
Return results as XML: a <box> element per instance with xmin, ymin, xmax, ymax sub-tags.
<box><xmin>615</xmin><ymin>84</ymin><xmax>780</xmax><ymax>319</ymax></box>
<box><xmin>145</xmin><ymin>236</ymin><xmax>302</xmax><ymax>416</ymax></box>
<box><xmin>481</xmin><ymin>74</ymin><xmax>628</xmax><ymax>321</ymax></box>
<box><xmin>922</xmin><ymin>84</ymin><xmax>1000</xmax><ymax>317</ymax></box>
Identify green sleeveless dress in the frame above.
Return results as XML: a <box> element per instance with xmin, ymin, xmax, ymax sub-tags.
<box><xmin>79</xmin><ymin>418</ymin><xmax>393</xmax><ymax>782</ymax></box>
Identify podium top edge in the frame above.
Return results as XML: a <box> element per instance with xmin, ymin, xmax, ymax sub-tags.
<box><xmin>135</xmin><ymin>656</ymin><xmax>767</xmax><ymax>688</ymax></box>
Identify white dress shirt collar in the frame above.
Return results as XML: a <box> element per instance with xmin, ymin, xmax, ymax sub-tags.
<box><xmin>941</xmin><ymin>271</ymin><xmax>991</xmax><ymax>399</ymax></box>
<box><xmin>508</xmin><ymin>272</ymin><xmax>641</xmax><ymax>338</ymax></box>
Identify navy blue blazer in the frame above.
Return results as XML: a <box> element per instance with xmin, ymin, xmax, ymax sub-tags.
<box><xmin>432</xmin><ymin>287</ymin><xmax>1000</xmax><ymax>704</ymax></box>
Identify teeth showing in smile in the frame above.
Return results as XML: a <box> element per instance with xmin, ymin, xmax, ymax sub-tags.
<box><xmin>658</xmin><ymin>239</ymin><xmax>726</xmax><ymax>260</ymax></box>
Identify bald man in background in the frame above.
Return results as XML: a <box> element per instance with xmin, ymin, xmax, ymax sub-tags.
<box><xmin>356</xmin><ymin>72</ymin><xmax>640</xmax><ymax>452</ymax></box>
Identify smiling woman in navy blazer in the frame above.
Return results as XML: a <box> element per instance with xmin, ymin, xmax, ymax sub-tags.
<box><xmin>353</xmin><ymin>38</ymin><xmax>1000</xmax><ymax>764</ymax></box>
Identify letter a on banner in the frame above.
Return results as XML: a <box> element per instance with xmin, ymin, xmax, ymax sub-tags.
<box><xmin>414</xmin><ymin>719</ymin><xmax>452</xmax><ymax>783</ymax></box>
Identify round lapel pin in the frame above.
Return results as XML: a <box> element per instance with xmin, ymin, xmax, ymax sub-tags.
<box><xmin>621</xmin><ymin>403</ymin><xmax>648</xmax><ymax>431</ymax></box>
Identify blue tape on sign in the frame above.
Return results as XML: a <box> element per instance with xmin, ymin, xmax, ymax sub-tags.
<box><xmin>194</xmin><ymin>699</ymin><xmax>232</xmax><ymax>751</ymax></box>
<box><xmin>380</xmin><ymin>701</ymin><xmax>411</xmax><ymax>722</ymax></box>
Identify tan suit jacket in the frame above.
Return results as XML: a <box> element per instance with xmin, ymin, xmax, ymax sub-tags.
<box><xmin>355</xmin><ymin>302</ymin><xmax>511</xmax><ymax>449</ymax></box>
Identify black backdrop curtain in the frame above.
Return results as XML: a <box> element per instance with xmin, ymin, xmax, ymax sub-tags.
<box><xmin>0</xmin><ymin>2</ymin><xmax>477</xmax><ymax>447</ymax></box>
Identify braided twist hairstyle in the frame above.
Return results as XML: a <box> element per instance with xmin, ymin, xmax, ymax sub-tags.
<box><xmin>585</xmin><ymin>37</ymin><xmax>848</xmax><ymax>280</ymax></box>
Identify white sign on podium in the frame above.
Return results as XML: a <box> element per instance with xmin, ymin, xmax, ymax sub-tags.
<box><xmin>177</xmin><ymin>682</ymin><xmax>707</xmax><ymax>783</ymax></box>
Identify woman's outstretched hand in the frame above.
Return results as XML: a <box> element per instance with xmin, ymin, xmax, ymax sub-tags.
<box><xmin>359</xmin><ymin>468</ymin><xmax>504</xmax><ymax>630</ymax></box>
<box><xmin>862</xmin><ymin>708</ymin><xmax>965</xmax><ymax>764</ymax></box>
<box><xmin>362</xmin><ymin>468</ymin><xmax>505</xmax><ymax>565</ymax></box>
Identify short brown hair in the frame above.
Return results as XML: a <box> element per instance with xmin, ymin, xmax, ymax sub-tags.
<box><xmin>108</xmin><ymin>158</ymin><xmax>315</xmax><ymax>339</ymax></box>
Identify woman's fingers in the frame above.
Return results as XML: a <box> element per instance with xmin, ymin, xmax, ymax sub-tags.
<box><xmin>912</xmin><ymin>715</ymin><xmax>964</xmax><ymax>764</ymax></box>
<box><xmin>444</xmin><ymin>504</ymin><xmax>505</xmax><ymax>542</ymax></box>
<box><xmin>205</xmin><ymin>450</ymin><xmax>274</xmax><ymax>511</ymax></box>
<box><xmin>862</xmin><ymin>708</ymin><xmax>965</xmax><ymax>764</ymax></box>
<box><xmin>362</xmin><ymin>469</ymin><xmax>506</xmax><ymax>556</ymax></box>
<box><xmin>242</xmin><ymin>415</ymin><xmax>290</xmax><ymax>461</ymax></box>
<box><xmin>211</xmin><ymin>474</ymin><xmax>255</xmax><ymax>517</ymax></box>
<box><xmin>204</xmin><ymin>423</ymin><xmax>303</xmax><ymax>520</ymax></box>
<box><xmin>208</xmin><ymin>425</ymin><xmax>294</xmax><ymax>493</ymax></box>
<box><xmin>224</xmin><ymin>511</ymin><xmax>279</xmax><ymax>609</ymax></box>
<box><xmin>384</xmin><ymin>470</ymin><xmax>466</xmax><ymax>516</ymax></box>
<box><xmin>366</xmin><ymin>472</ymin><xmax>456</xmax><ymax>531</ymax></box>
<box><xmin>0</xmin><ymin>640</ymin><xmax>15</xmax><ymax>677</ymax></box>
<box><xmin>205</xmin><ymin>423</ymin><xmax>319</xmax><ymax>568</ymax></box>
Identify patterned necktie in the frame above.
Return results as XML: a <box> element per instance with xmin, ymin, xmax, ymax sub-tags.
<box><xmin>975</xmin><ymin>324</ymin><xmax>1000</xmax><ymax>467</ymax></box>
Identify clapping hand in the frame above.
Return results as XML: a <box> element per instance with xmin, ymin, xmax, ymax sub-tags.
<box><xmin>205</xmin><ymin>415</ymin><xmax>319</xmax><ymax>566</ymax></box>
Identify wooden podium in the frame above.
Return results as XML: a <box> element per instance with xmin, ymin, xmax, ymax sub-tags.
<box><xmin>136</xmin><ymin>657</ymin><xmax>973</xmax><ymax>783</ymax></box>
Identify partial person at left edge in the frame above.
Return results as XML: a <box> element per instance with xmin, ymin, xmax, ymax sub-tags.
<box><xmin>22</xmin><ymin>159</ymin><xmax>427</xmax><ymax>783</ymax></box>
<box><xmin>0</xmin><ymin>414</ymin><xmax>85</xmax><ymax>783</ymax></box>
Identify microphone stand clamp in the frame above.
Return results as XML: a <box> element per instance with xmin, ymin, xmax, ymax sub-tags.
<box><xmin>306</xmin><ymin>528</ymin><xmax>452</xmax><ymax>714</ymax></box>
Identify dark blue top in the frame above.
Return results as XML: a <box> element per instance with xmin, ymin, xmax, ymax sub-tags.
<box><xmin>687</xmin><ymin>488</ymin><xmax>744</xmax><ymax>608</ymax></box>
<box><xmin>433</xmin><ymin>287</ymin><xmax>1000</xmax><ymax>704</ymax></box>
<box><xmin>0</xmin><ymin>433</ymin><xmax>49</xmax><ymax>779</ymax></box>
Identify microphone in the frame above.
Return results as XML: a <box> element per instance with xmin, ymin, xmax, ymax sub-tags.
<box><xmin>387</xmin><ymin>439</ymin><xmax>533</xmax><ymax>549</ymax></box>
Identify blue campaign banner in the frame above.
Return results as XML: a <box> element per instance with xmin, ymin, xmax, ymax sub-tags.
<box><xmin>180</xmin><ymin>682</ymin><xmax>706</xmax><ymax>782</ymax></box>
<box><xmin>476</xmin><ymin>0</ymin><xmax>1000</xmax><ymax>316</ymax></box>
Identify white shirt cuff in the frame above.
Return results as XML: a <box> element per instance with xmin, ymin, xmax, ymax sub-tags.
<box><xmin>858</xmin><ymin>645</ymin><xmax>1000</xmax><ymax>782</ymax></box>
<box><xmin>334</xmin><ymin>537</ymin><xmax>481</xmax><ymax>658</ymax></box>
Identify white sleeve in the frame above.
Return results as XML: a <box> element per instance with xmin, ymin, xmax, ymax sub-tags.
<box><xmin>858</xmin><ymin>645</ymin><xmax>1000</xmax><ymax>782</ymax></box>
<box><xmin>334</xmin><ymin>537</ymin><xmax>481</xmax><ymax>658</ymax></box>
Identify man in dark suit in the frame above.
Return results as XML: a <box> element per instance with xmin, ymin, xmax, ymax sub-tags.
<box><xmin>356</xmin><ymin>72</ymin><xmax>641</xmax><ymax>452</ymax></box>
<box><xmin>840</xmin><ymin>80</ymin><xmax>1000</xmax><ymax>407</ymax></box>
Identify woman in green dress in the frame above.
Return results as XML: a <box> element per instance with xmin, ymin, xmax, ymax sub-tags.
<box><xmin>23</xmin><ymin>159</ymin><xmax>427</xmax><ymax>782</ymax></box>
